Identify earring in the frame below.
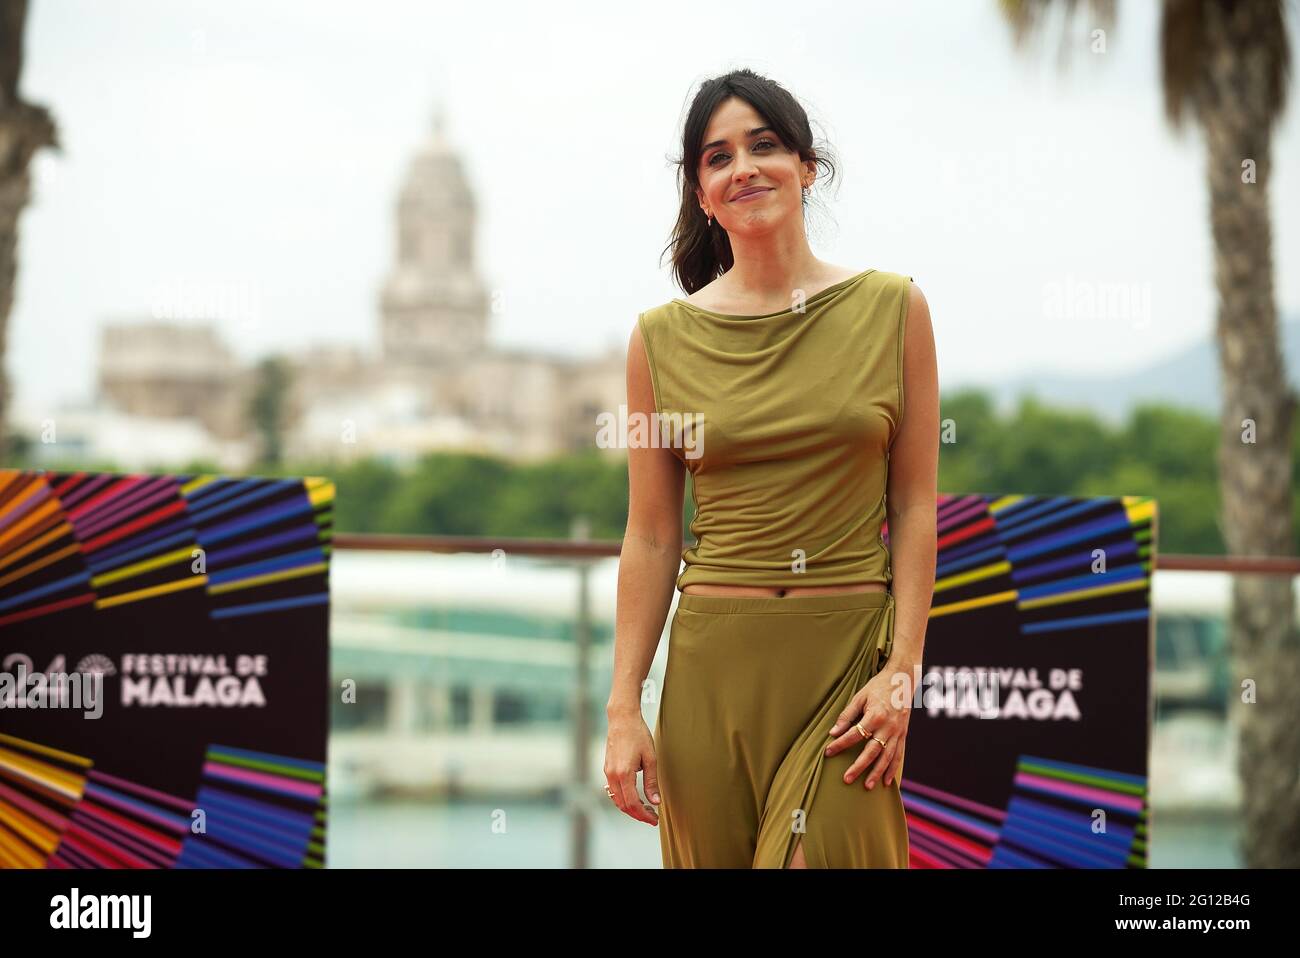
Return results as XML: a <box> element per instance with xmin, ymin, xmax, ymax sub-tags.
<box><xmin>707</xmin><ymin>212</ymin><xmax>713</xmax><ymax>227</ymax></box>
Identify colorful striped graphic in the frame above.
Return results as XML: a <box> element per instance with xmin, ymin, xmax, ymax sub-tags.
<box><xmin>911</xmin><ymin>493</ymin><xmax>1155</xmax><ymax>629</ymax></box>
<box><xmin>0</xmin><ymin>734</ymin><xmax>90</xmax><ymax>868</ymax></box>
<box><xmin>51</xmin><ymin>769</ymin><xmax>192</xmax><ymax>868</ymax></box>
<box><xmin>0</xmin><ymin>470</ymin><xmax>332</xmax><ymax>869</ymax></box>
<box><xmin>179</xmin><ymin>746</ymin><xmax>327</xmax><ymax>868</ymax></box>
<box><xmin>993</xmin><ymin>755</ymin><xmax>1147</xmax><ymax>868</ymax></box>
<box><xmin>0</xmin><ymin>471</ymin><xmax>333</xmax><ymax>623</ymax></box>
<box><xmin>894</xmin><ymin>493</ymin><xmax>1155</xmax><ymax>869</ymax></box>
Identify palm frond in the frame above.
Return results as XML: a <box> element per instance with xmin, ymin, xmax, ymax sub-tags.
<box><xmin>998</xmin><ymin>0</ymin><xmax>1118</xmax><ymax>63</ymax></box>
<box><xmin>1161</xmin><ymin>0</ymin><xmax>1291</xmax><ymax>132</ymax></box>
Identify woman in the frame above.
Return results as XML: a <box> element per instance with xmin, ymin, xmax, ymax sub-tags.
<box><xmin>605</xmin><ymin>68</ymin><xmax>938</xmax><ymax>868</ymax></box>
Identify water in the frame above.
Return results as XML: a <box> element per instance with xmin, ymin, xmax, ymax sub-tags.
<box><xmin>326</xmin><ymin>799</ymin><xmax>662</xmax><ymax>868</ymax></box>
<box><xmin>324</xmin><ymin>798</ymin><xmax>1239</xmax><ymax>868</ymax></box>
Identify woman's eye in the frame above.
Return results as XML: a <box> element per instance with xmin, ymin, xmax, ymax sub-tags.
<box><xmin>707</xmin><ymin>139</ymin><xmax>778</xmax><ymax>166</ymax></box>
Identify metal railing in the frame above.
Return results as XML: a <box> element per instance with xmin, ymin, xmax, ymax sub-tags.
<box><xmin>334</xmin><ymin>532</ymin><xmax>1300</xmax><ymax>574</ymax></box>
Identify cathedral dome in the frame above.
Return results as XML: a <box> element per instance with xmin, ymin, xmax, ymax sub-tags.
<box><xmin>380</xmin><ymin>106</ymin><xmax>489</xmax><ymax>364</ymax></box>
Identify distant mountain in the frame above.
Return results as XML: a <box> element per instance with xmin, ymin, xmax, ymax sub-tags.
<box><xmin>964</xmin><ymin>315</ymin><xmax>1300</xmax><ymax>424</ymax></box>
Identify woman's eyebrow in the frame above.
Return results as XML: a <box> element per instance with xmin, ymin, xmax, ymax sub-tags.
<box><xmin>701</xmin><ymin>126</ymin><xmax>775</xmax><ymax>152</ymax></box>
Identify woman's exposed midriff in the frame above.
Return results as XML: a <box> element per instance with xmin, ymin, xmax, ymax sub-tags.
<box><xmin>681</xmin><ymin>582</ymin><xmax>888</xmax><ymax>598</ymax></box>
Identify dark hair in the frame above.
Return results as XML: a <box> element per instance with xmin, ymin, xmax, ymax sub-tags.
<box><xmin>662</xmin><ymin>68</ymin><xmax>838</xmax><ymax>295</ymax></box>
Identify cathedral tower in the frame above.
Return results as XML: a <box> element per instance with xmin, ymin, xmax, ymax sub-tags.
<box><xmin>380</xmin><ymin>107</ymin><xmax>489</xmax><ymax>365</ymax></box>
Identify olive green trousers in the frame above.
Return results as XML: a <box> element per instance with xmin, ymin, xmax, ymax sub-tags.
<box><xmin>654</xmin><ymin>590</ymin><xmax>909</xmax><ymax>868</ymax></box>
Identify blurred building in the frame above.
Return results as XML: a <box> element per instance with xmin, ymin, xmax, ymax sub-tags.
<box><xmin>16</xmin><ymin>322</ymin><xmax>256</xmax><ymax>472</ymax></box>
<box><xmin>97</xmin><ymin>321</ymin><xmax>249</xmax><ymax>441</ymax></box>
<box><xmin>34</xmin><ymin>108</ymin><xmax>624</xmax><ymax>471</ymax></box>
<box><xmin>284</xmin><ymin>110</ymin><xmax>625</xmax><ymax>465</ymax></box>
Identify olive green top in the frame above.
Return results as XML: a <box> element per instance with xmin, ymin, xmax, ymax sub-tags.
<box><xmin>637</xmin><ymin>268</ymin><xmax>913</xmax><ymax>591</ymax></box>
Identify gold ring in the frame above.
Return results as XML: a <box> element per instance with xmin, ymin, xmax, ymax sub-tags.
<box><xmin>871</xmin><ymin>736</ymin><xmax>888</xmax><ymax>749</ymax></box>
<box><xmin>854</xmin><ymin>722</ymin><xmax>868</xmax><ymax>740</ymax></box>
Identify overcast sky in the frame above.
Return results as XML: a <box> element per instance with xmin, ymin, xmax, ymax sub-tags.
<box><xmin>11</xmin><ymin>0</ymin><xmax>1300</xmax><ymax>417</ymax></box>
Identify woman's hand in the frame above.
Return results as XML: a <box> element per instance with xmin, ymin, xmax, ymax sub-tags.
<box><xmin>603</xmin><ymin>709</ymin><xmax>660</xmax><ymax>825</ymax></box>
<box><xmin>824</xmin><ymin>662</ymin><xmax>915</xmax><ymax>789</ymax></box>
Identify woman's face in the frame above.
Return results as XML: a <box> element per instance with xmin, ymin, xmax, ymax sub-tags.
<box><xmin>694</xmin><ymin>96</ymin><xmax>813</xmax><ymax>235</ymax></box>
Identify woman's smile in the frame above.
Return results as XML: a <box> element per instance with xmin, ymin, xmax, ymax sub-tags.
<box><xmin>731</xmin><ymin>187</ymin><xmax>773</xmax><ymax>203</ymax></box>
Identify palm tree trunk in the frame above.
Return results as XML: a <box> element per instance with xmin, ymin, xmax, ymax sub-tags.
<box><xmin>1200</xmin><ymin>0</ymin><xmax>1300</xmax><ymax>868</ymax></box>
<box><xmin>0</xmin><ymin>0</ymin><xmax>57</xmax><ymax>462</ymax></box>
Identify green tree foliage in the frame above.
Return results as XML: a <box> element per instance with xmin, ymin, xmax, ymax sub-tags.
<box><xmin>247</xmin><ymin>356</ymin><xmax>293</xmax><ymax>469</ymax></box>
<box><xmin>7</xmin><ymin>388</ymin><xmax>1293</xmax><ymax>556</ymax></box>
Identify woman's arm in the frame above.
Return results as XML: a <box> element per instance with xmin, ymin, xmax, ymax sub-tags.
<box><xmin>885</xmin><ymin>280</ymin><xmax>939</xmax><ymax>679</ymax></box>
<box><xmin>606</xmin><ymin>322</ymin><xmax>686</xmax><ymax>719</ymax></box>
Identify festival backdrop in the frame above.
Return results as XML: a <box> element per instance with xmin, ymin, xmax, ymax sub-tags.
<box><xmin>890</xmin><ymin>493</ymin><xmax>1156</xmax><ymax>869</ymax></box>
<box><xmin>0</xmin><ymin>469</ymin><xmax>333</xmax><ymax>869</ymax></box>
